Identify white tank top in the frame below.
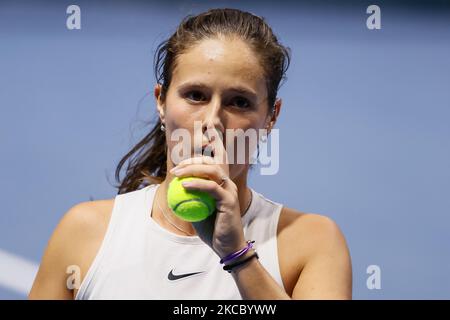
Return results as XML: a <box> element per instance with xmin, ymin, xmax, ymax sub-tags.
<box><xmin>75</xmin><ymin>183</ymin><xmax>285</xmax><ymax>299</ymax></box>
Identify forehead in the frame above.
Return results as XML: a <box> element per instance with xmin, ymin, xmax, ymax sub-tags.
<box><xmin>171</xmin><ymin>37</ymin><xmax>266</xmax><ymax>95</ymax></box>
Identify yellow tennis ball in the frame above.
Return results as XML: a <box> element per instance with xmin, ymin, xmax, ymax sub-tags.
<box><xmin>167</xmin><ymin>176</ymin><xmax>216</xmax><ymax>222</ymax></box>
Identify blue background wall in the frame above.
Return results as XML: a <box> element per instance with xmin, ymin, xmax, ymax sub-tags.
<box><xmin>1</xmin><ymin>0</ymin><xmax>449</xmax><ymax>299</ymax></box>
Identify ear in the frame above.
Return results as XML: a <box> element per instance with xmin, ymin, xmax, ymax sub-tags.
<box><xmin>265</xmin><ymin>97</ymin><xmax>282</xmax><ymax>134</ymax></box>
<box><xmin>154</xmin><ymin>83</ymin><xmax>165</xmax><ymax>124</ymax></box>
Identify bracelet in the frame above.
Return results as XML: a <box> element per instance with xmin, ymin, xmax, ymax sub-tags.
<box><xmin>219</xmin><ymin>240</ymin><xmax>255</xmax><ymax>265</ymax></box>
<box><xmin>223</xmin><ymin>251</ymin><xmax>259</xmax><ymax>273</ymax></box>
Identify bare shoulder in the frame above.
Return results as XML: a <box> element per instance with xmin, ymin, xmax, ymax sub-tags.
<box><xmin>29</xmin><ymin>198</ymin><xmax>115</xmax><ymax>299</ymax></box>
<box><xmin>65</xmin><ymin>199</ymin><xmax>115</xmax><ymax>235</ymax></box>
<box><xmin>277</xmin><ymin>207</ymin><xmax>352</xmax><ymax>298</ymax></box>
<box><xmin>278</xmin><ymin>207</ymin><xmax>346</xmax><ymax>254</ymax></box>
<box><xmin>52</xmin><ymin>199</ymin><xmax>115</xmax><ymax>254</ymax></box>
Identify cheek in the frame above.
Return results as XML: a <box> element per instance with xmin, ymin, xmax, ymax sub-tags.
<box><xmin>164</xmin><ymin>100</ymin><xmax>194</xmax><ymax>132</ymax></box>
<box><xmin>164</xmin><ymin>102</ymin><xmax>205</xmax><ymax>162</ymax></box>
<box><xmin>226</xmin><ymin>117</ymin><xmax>265</xmax><ymax>144</ymax></box>
<box><xmin>224</xmin><ymin>125</ymin><xmax>260</xmax><ymax>167</ymax></box>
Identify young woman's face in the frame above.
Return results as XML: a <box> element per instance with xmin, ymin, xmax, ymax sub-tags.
<box><xmin>158</xmin><ymin>36</ymin><xmax>273</xmax><ymax>178</ymax></box>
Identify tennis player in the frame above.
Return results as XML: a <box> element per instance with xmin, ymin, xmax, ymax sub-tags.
<box><xmin>29</xmin><ymin>8</ymin><xmax>352</xmax><ymax>300</ymax></box>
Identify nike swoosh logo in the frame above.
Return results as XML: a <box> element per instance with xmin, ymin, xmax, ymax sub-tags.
<box><xmin>168</xmin><ymin>269</ymin><xmax>205</xmax><ymax>281</ymax></box>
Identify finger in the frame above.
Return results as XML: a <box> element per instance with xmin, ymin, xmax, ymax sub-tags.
<box><xmin>171</xmin><ymin>164</ymin><xmax>226</xmax><ymax>184</ymax></box>
<box><xmin>171</xmin><ymin>155</ymin><xmax>215</xmax><ymax>170</ymax></box>
<box><xmin>205</xmin><ymin>123</ymin><xmax>229</xmax><ymax>165</ymax></box>
<box><xmin>180</xmin><ymin>178</ymin><xmax>231</xmax><ymax>202</ymax></box>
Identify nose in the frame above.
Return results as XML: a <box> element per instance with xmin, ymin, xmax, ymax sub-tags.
<box><xmin>201</xmin><ymin>97</ymin><xmax>225</xmax><ymax>136</ymax></box>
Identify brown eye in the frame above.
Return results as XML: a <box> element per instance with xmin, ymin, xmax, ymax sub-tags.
<box><xmin>185</xmin><ymin>91</ymin><xmax>206</xmax><ymax>102</ymax></box>
<box><xmin>232</xmin><ymin>97</ymin><xmax>251</xmax><ymax>109</ymax></box>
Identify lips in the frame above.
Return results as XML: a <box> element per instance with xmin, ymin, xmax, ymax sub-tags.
<box><xmin>193</xmin><ymin>142</ymin><xmax>214</xmax><ymax>156</ymax></box>
<box><xmin>202</xmin><ymin>143</ymin><xmax>214</xmax><ymax>157</ymax></box>
<box><xmin>194</xmin><ymin>135</ymin><xmax>225</xmax><ymax>157</ymax></box>
<box><xmin>201</xmin><ymin>143</ymin><xmax>210</xmax><ymax>150</ymax></box>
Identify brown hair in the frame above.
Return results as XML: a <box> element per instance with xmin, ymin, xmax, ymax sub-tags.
<box><xmin>114</xmin><ymin>8</ymin><xmax>291</xmax><ymax>195</ymax></box>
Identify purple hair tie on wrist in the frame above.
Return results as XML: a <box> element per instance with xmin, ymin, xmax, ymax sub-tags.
<box><xmin>219</xmin><ymin>240</ymin><xmax>255</xmax><ymax>264</ymax></box>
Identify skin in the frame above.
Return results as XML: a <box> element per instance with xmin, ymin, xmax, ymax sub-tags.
<box><xmin>29</xmin><ymin>36</ymin><xmax>352</xmax><ymax>299</ymax></box>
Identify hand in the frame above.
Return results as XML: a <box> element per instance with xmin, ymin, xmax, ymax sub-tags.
<box><xmin>169</xmin><ymin>124</ymin><xmax>247</xmax><ymax>259</ymax></box>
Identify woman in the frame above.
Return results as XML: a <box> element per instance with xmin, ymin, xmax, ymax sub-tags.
<box><xmin>29</xmin><ymin>8</ymin><xmax>352</xmax><ymax>300</ymax></box>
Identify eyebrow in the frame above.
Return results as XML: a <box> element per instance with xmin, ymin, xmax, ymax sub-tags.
<box><xmin>177</xmin><ymin>81</ymin><xmax>258</xmax><ymax>100</ymax></box>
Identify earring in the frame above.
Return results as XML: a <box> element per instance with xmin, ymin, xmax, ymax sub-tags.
<box><xmin>255</xmin><ymin>143</ymin><xmax>260</xmax><ymax>163</ymax></box>
<box><xmin>260</xmin><ymin>127</ymin><xmax>270</xmax><ymax>143</ymax></box>
<box><xmin>160</xmin><ymin>123</ymin><xmax>166</xmax><ymax>132</ymax></box>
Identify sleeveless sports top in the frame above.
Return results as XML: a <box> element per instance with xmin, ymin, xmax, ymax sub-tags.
<box><xmin>75</xmin><ymin>183</ymin><xmax>285</xmax><ymax>299</ymax></box>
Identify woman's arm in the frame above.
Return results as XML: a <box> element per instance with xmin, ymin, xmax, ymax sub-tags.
<box><xmin>28</xmin><ymin>201</ymin><xmax>104</xmax><ymax>299</ymax></box>
<box><xmin>291</xmin><ymin>214</ymin><xmax>352</xmax><ymax>299</ymax></box>
<box><xmin>229</xmin><ymin>214</ymin><xmax>352</xmax><ymax>299</ymax></box>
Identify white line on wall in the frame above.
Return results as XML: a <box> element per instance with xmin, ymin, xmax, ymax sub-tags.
<box><xmin>0</xmin><ymin>249</ymin><xmax>39</xmax><ymax>296</ymax></box>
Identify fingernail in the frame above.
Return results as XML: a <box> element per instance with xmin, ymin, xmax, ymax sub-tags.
<box><xmin>182</xmin><ymin>181</ymin><xmax>193</xmax><ymax>187</ymax></box>
<box><xmin>172</xmin><ymin>169</ymin><xmax>182</xmax><ymax>176</ymax></box>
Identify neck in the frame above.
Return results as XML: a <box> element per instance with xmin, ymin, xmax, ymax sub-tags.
<box><xmin>152</xmin><ymin>166</ymin><xmax>252</xmax><ymax>237</ymax></box>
